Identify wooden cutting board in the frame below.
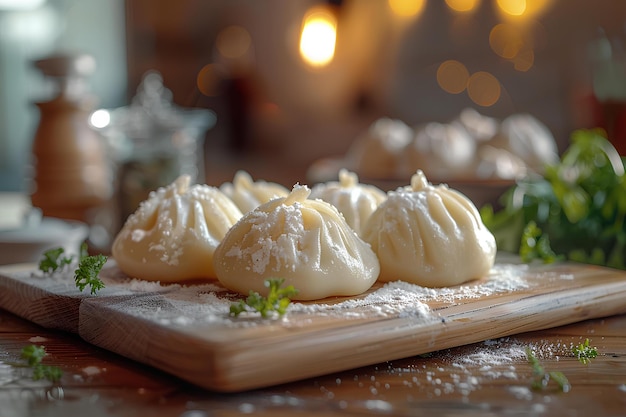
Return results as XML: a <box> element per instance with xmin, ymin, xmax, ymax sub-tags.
<box><xmin>1</xmin><ymin>256</ymin><xmax>626</xmax><ymax>392</ymax></box>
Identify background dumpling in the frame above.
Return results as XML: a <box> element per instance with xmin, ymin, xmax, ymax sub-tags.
<box><xmin>362</xmin><ymin>170</ymin><xmax>496</xmax><ymax>287</ymax></box>
<box><xmin>404</xmin><ymin>121</ymin><xmax>477</xmax><ymax>180</ymax></box>
<box><xmin>310</xmin><ymin>169</ymin><xmax>386</xmax><ymax>237</ymax></box>
<box><xmin>112</xmin><ymin>175</ymin><xmax>243</xmax><ymax>282</ymax></box>
<box><xmin>213</xmin><ymin>184</ymin><xmax>380</xmax><ymax>300</ymax></box>
<box><xmin>345</xmin><ymin>117</ymin><xmax>414</xmax><ymax>179</ymax></box>
<box><xmin>487</xmin><ymin>113</ymin><xmax>558</xmax><ymax>174</ymax></box>
<box><xmin>219</xmin><ymin>170</ymin><xmax>289</xmax><ymax>214</ymax></box>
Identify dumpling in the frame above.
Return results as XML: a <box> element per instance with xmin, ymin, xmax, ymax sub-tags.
<box><xmin>473</xmin><ymin>145</ymin><xmax>528</xmax><ymax>180</ymax></box>
<box><xmin>362</xmin><ymin>170</ymin><xmax>496</xmax><ymax>287</ymax></box>
<box><xmin>345</xmin><ymin>117</ymin><xmax>414</xmax><ymax>179</ymax></box>
<box><xmin>112</xmin><ymin>175</ymin><xmax>243</xmax><ymax>282</ymax></box>
<box><xmin>310</xmin><ymin>169</ymin><xmax>387</xmax><ymax>236</ymax></box>
<box><xmin>455</xmin><ymin>107</ymin><xmax>499</xmax><ymax>142</ymax></box>
<box><xmin>213</xmin><ymin>184</ymin><xmax>380</xmax><ymax>300</ymax></box>
<box><xmin>219</xmin><ymin>170</ymin><xmax>289</xmax><ymax>214</ymax></box>
<box><xmin>405</xmin><ymin>121</ymin><xmax>476</xmax><ymax>180</ymax></box>
<box><xmin>487</xmin><ymin>113</ymin><xmax>558</xmax><ymax>174</ymax></box>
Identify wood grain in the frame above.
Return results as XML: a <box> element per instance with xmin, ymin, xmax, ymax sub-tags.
<box><xmin>1</xmin><ymin>259</ymin><xmax>626</xmax><ymax>392</ymax></box>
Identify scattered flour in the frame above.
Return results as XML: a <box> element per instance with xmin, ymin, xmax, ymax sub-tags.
<box><xmin>28</xmin><ymin>336</ymin><xmax>48</xmax><ymax>343</ymax></box>
<box><xmin>10</xmin><ymin>260</ymin><xmax>539</xmax><ymax>349</ymax></box>
<box><xmin>291</xmin><ymin>284</ymin><xmax>434</xmax><ymax>319</ymax></box>
<box><xmin>76</xmin><ymin>263</ymin><xmax>535</xmax><ymax>329</ymax></box>
<box><xmin>382</xmin><ymin>263</ymin><xmax>531</xmax><ymax>305</ymax></box>
<box><xmin>81</xmin><ymin>365</ymin><xmax>104</xmax><ymax>376</ymax></box>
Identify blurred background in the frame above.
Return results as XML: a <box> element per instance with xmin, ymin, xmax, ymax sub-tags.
<box><xmin>1</xmin><ymin>1</ymin><xmax>625</xmax><ymax>221</ymax></box>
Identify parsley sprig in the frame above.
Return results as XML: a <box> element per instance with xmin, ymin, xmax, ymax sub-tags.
<box><xmin>20</xmin><ymin>345</ymin><xmax>63</xmax><ymax>383</ymax></box>
<box><xmin>74</xmin><ymin>253</ymin><xmax>107</xmax><ymax>295</ymax></box>
<box><xmin>572</xmin><ymin>338</ymin><xmax>598</xmax><ymax>365</ymax></box>
<box><xmin>526</xmin><ymin>348</ymin><xmax>570</xmax><ymax>393</ymax></box>
<box><xmin>230</xmin><ymin>278</ymin><xmax>299</xmax><ymax>318</ymax></box>
<box><xmin>38</xmin><ymin>243</ymin><xmax>107</xmax><ymax>295</ymax></box>
<box><xmin>39</xmin><ymin>247</ymin><xmax>74</xmax><ymax>274</ymax></box>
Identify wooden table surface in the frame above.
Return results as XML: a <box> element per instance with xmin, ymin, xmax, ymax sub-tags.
<box><xmin>1</xmin><ymin>306</ymin><xmax>625</xmax><ymax>417</ymax></box>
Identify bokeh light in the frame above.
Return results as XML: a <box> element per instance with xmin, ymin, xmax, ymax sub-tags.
<box><xmin>437</xmin><ymin>60</ymin><xmax>470</xmax><ymax>94</ymax></box>
<box><xmin>489</xmin><ymin>22</ymin><xmax>538</xmax><ymax>71</ymax></box>
<box><xmin>467</xmin><ymin>71</ymin><xmax>501</xmax><ymax>106</ymax></box>
<box><xmin>495</xmin><ymin>0</ymin><xmax>554</xmax><ymax>19</ymax></box>
<box><xmin>89</xmin><ymin>109</ymin><xmax>111</xmax><ymax>129</ymax></box>
<box><xmin>489</xmin><ymin>23</ymin><xmax>524</xmax><ymax>59</ymax></box>
<box><xmin>445</xmin><ymin>0</ymin><xmax>481</xmax><ymax>13</ymax></box>
<box><xmin>197</xmin><ymin>64</ymin><xmax>222</xmax><ymax>97</ymax></box>
<box><xmin>388</xmin><ymin>0</ymin><xmax>427</xmax><ymax>18</ymax></box>
<box><xmin>512</xmin><ymin>48</ymin><xmax>534</xmax><ymax>71</ymax></box>
<box><xmin>299</xmin><ymin>8</ymin><xmax>337</xmax><ymax>67</ymax></box>
<box><xmin>216</xmin><ymin>25</ymin><xmax>252</xmax><ymax>60</ymax></box>
<box><xmin>496</xmin><ymin>0</ymin><xmax>526</xmax><ymax>16</ymax></box>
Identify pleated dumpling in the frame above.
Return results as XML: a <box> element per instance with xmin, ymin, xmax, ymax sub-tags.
<box><xmin>213</xmin><ymin>184</ymin><xmax>380</xmax><ymax>300</ymax></box>
<box><xmin>310</xmin><ymin>169</ymin><xmax>387</xmax><ymax>236</ymax></box>
<box><xmin>345</xmin><ymin>117</ymin><xmax>414</xmax><ymax>179</ymax></box>
<box><xmin>362</xmin><ymin>170</ymin><xmax>496</xmax><ymax>287</ymax></box>
<box><xmin>219</xmin><ymin>170</ymin><xmax>289</xmax><ymax>214</ymax></box>
<box><xmin>112</xmin><ymin>175</ymin><xmax>243</xmax><ymax>282</ymax></box>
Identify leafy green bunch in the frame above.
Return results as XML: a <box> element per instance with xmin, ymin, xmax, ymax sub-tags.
<box><xmin>481</xmin><ymin>128</ymin><xmax>626</xmax><ymax>269</ymax></box>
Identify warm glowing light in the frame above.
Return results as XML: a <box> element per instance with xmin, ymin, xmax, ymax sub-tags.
<box><xmin>89</xmin><ymin>109</ymin><xmax>111</xmax><ymax>129</ymax></box>
<box><xmin>467</xmin><ymin>71</ymin><xmax>501</xmax><ymax>107</ymax></box>
<box><xmin>445</xmin><ymin>0</ymin><xmax>480</xmax><ymax>13</ymax></box>
<box><xmin>489</xmin><ymin>23</ymin><xmax>535</xmax><ymax>71</ymax></box>
<box><xmin>197</xmin><ymin>64</ymin><xmax>221</xmax><ymax>97</ymax></box>
<box><xmin>489</xmin><ymin>23</ymin><xmax>524</xmax><ymax>59</ymax></box>
<box><xmin>513</xmin><ymin>48</ymin><xmax>534</xmax><ymax>71</ymax></box>
<box><xmin>437</xmin><ymin>60</ymin><xmax>470</xmax><ymax>94</ymax></box>
<box><xmin>496</xmin><ymin>0</ymin><xmax>526</xmax><ymax>16</ymax></box>
<box><xmin>299</xmin><ymin>8</ymin><xmax>337</xmax><ymax>67</ymax></box>
<box><xmin>388</xmin><ymin>0</ymin><xmax>427</xmax><ymax>17</ymax></box>
<box><xmin>216</xmin><ymin>25</ymin><xmax>252</xmax><ymax>60</ymax></box>
<box><xmin>495</xmin><ymin>0</ymin><xmax>553</xmax><ymax>19</ymax></box>
<box><xmin>523</xmin><ymin>0</ymin><xmax>553</xmax><ymax>17</ymax></box>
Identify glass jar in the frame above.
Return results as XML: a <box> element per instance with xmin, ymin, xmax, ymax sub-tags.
<box><xmin>92</xmin><ymin>71</ymin><xmax>216</xmax><ymax>235</ymax></box>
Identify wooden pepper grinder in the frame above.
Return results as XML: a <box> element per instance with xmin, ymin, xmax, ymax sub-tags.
<box><xmin>30</xmin><ymin>53</ymin><xmax>112</xmax><ymax>222</ymax></box>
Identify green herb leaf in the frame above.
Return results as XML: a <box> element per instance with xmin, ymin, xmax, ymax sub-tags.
<box><xmin>526</xmin><ymin>347</ymin><xmax>570</xmax><ymax>393</ymax></box>
<box><xmin>79</xmin><ymin>241</ymin><xmax>90</xmax><ymax>260</ymax></box>
<box><xmin>20</xmin><ymin>345</ymin><xmax>63</xmax><ymax>383</ymax></box>
<box><xmin>572</xmin><ymin>338</ymin><xmax>598</xmax><ymax>365</ymax></box>
<box><xmin>32</xmin><ymin>364</ymin><xmax>63</xmax><ymax>383</ymax></box>
<box><xmin>74</xmin><ymin>254</ymin><xmax>107</xmax><ymax>295</ymax></box>
<box><xmin>230</xmin><ymin>278</ymin><xmax>298</xmax><ymax>319</ymax></box>
<box><xmin>21</xmin><ymin>344</ymin><xmax>47</xmax><ymax>367</ymax></box>
<box><xmin>519</xmin><ymin>221</ymin><xmax>561</xmax><ymax>264</ymax></box>
<box><xmin>38</xmin><ymin>247</ymin><xmax>73</xmax><ymax>274</ymax></box>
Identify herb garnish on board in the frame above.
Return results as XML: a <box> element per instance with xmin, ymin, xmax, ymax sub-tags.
<box><xmin>481</xmin><ymin>128</ymin><xmax>626</xmax><ymax>269</ymax></box>
<box><xmin>39</xmin><ymin>243</ymin><xmax>107</xmax><ymax>295</ymax></box>
<box><xmin>230</xmin><ymin>278</ymin><xmax>299</xmax><ymax>318</ymax></box>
